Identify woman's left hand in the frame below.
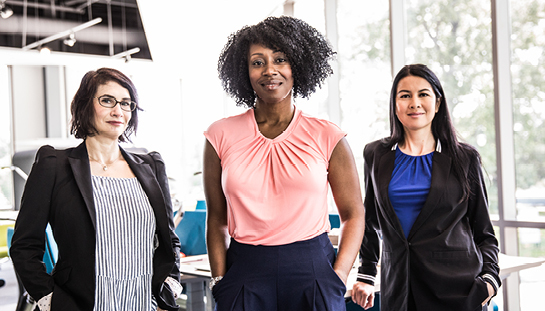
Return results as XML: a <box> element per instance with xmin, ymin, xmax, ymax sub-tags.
<box><xmin>481</xmin><ymin>282</ymin><xmax>494</xmax><ymax>306</ymax></box>
<box><xmin>334</xmin><ymin>268</ymin><xmax>348</xmax><ymax>285</ymax></box>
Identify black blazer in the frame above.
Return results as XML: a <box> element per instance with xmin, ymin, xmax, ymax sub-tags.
<box><xmin>10</xmin><ymin>141</ymin><xmax>181</xmax><ymax>311</ymax></box>
<box><xmin>357</xmin><ymin>139</ymin><xmax>501</xmax><ymax>311</ymax></box>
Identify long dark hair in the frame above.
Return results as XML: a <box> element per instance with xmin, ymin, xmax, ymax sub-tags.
<box><xmin>384</xmin><ymin>64</ymin><xmax>480</xmax><ymax>201</ymax></box>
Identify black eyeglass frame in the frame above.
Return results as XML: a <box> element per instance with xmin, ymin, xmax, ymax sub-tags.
<box><xmin>95</xmin><ymin>95</ymin><xmax>137</xmax><ymax>112</ymax></box>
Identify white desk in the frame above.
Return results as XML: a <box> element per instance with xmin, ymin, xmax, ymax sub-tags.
<box><xmin>179</xmin><ymin>255</ymin><xmax>214</xmax><ymax>311</ymax></box>
<box><xmin>497</xmin><ymin>253</ymin><xmax>545</xmax><ymax>279</ymax></box>
<box><xmin>179</xmin><ymin>253</ymin><xmax>545</xmax><ymax>311</ymax></box>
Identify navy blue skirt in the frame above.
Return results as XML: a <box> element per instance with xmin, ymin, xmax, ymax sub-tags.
<box><xmin>212</xmin><ymin>232</ymin><xmax>347</xmax><ymax>311</ymax></box>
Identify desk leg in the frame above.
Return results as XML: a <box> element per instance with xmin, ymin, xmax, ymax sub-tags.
<box><xmin>205</xmin><ymin>286</ymin><xmax>215</xmax><ymax>311</ymax></box>
<box><xmin>183</xmin><ymin>277</ymin><xmax>206</xmax><ymax>311</ymax></box>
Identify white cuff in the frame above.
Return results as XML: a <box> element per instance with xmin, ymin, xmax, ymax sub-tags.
<box><xmin>482</xmin><ymin>273</ymin><xmax>499</xmax><ymax>295</ymax></box>
<box><xmin>37</xmin><ymin>292</ymin><xmax>53</xmax><ymax>311</ymax></box>
<box><xmin>165</xmin><ymin>277</ymin><xmax>183</xmax><ymax>299</ymax></box>
<box><xmin>357</xmin><ymin>273</ymin><xmax>376</xmax><ymax>284</ymax></box>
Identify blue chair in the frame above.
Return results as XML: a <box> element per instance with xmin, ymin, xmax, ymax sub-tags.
<box><xmin>195</xmin><ymin>200</ymin><xmax>206</xmax><ymax>210</ymax></box>
<box><xmin>43</xmin><ymin>224</ymin><xmax>58</xmax><ymax>274</ymax></box>
<box><xmin>7</xmin><ymin>225</ymin><xmax>57</xmax><ymax>273</ymax></box>
<box><xmin>174</xmin><ymin>210</ymin><xmax>207</xmax><ymax>256</ymax></box>
<box><xmin>7</xmin><ymin>225</ymin><xmax>58</xmax><ymax>311</ymax></box>
<box><xmin>329</xmin><ymin>213</ymin><xmax>341</xmax><ymax>229</ymax></box>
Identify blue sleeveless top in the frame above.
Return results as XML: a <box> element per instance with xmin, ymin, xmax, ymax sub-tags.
<box><xmin>388</xmin><ymin>147</ymin><xmax>433</xmax><ymax>238</ymax></box>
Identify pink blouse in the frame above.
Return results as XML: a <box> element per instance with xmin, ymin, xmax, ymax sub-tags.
<box><xmin>204</xmin><ymin>107</ymin><xmax>346</xmax><ymax>245</ymax></box>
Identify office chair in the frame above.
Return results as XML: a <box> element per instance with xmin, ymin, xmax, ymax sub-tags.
<box><xmin>174</xmin><ymin>210</ymin><xmax>207</xmax><ymax>256</ymax></box>
<box><xmin>329</xmin><ymin>213</ymin><xmax>341</xmax><ymax>229</ymax></box>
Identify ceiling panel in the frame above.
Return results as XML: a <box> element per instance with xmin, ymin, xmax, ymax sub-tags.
<box><xmin>0</xmin><ymin>0</ymin><xmax>151</xmax><ymax>60</ymax></box>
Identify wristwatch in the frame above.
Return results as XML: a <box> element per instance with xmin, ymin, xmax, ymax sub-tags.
<box><xmin>209</xmin><ymin>276</ymin><xmax>223</xmax><ymax>291</ymax></box>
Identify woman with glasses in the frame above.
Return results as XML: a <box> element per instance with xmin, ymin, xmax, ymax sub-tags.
<box><xmin>11</xmin><ymin>67</ymin><xmax>182</xmax><ymax>311</ymax></box>
<box><xmin>203</xmin><ymin>16</ymin><xmax>365</xmax><ymax>310</ymax></box>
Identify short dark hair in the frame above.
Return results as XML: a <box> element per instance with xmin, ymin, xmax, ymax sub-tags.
<box><xmin>218</xmin><ymin>15</ymin><xmax>336</xmax><ymax>108</ymax></box>
<box><xmin>386</xmin><ymin>64</ymin><xmax>480</xmax><ymax>201</ymax></box>
<box><xmin>70</xmin><ymin>67</ymin><xmax>141</xmax><ymax>142</ymax></box>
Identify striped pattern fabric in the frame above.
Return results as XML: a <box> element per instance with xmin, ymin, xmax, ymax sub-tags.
<box><xmin>92</xmin><ymin>175</ymin><xmax>157</xmax><ymax>311</ymax></box>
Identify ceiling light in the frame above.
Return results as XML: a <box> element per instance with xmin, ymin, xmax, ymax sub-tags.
<box><xmin>23</xmin><ymin>17</ymin><xmax>102</xmax><ymax>51</ymax></box>
<box><xmin>0</xmin><ymin>2</ymin><xmax>13</xmax><ymax>19</ymax></box>
<box><xmin>112</xmin><ymin>47</ymin><xmax>140</xmax><ymax>62</ymax></box>
<box><xmin>63</xmin><ymin>33</ymin><xmax>76</xmax><ymax>47</ymax></box>
<box><xmin>39</xmin><ymin>46</ymin><xmax>51</xmax><ymax>54</ymax></box>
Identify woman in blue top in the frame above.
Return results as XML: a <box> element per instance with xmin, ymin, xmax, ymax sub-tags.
<box><xmin>351</xmin><ymin>64</ymin><xmax>501</xmax><ymax>311</ymax></box>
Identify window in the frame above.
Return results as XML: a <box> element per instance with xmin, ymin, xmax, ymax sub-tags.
<box><xmin>337</xmin><ymin>0</ymin><xmax>391</xmax><ymax>172</ymax></box>
<box><xmin>511</xmin><ymin>0</ymin><xmax>545</xmax><ymax>224</ymax></box>
<box><xmin>510</xmin><ymin>0</ymin><xmax>545</xmax><ymax>309</ymax></box>
<box><xmin>404</xmin><ymin>0</ymin><xmax>498</xmax><ymax>215</ymax></box>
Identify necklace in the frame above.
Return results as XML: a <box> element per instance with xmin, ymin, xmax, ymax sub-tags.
<box><xmin>89</xmin><ymin>156</ymin><xmax>122</xmax><ymax>171</ymax></box>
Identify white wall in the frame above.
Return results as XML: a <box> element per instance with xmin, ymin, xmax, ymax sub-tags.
<box><xmin>11</xmin><ymin>65</ymin><xmax>47</xmax><ymax>147</ymax></box>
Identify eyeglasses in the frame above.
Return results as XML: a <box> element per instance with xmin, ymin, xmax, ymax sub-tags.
<box><xmin>95</xmin><ymin>95</ymin><xmax>136</xmax><ymax>112</ymax></box>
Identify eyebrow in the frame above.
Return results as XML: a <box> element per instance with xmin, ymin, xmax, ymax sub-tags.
<box><xmin>101</xmin><ymin>94</ymin><xmax>131</xmax><ymax>100</ymax></box>
<box><xmin>250</xmin><ymin>50</ymin><xmax>284</xmax><ymax>57</ymax></box>
<box><xmin>397</xmin><ymin>88</ymin><xmax>432</xmax><ymax>94</ymax></box>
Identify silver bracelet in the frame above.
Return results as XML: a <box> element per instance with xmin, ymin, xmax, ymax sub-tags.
<box><xmin>209</xmin><ymin>276</ymin><xmax>224</xmax><ymax>291</ymax></box>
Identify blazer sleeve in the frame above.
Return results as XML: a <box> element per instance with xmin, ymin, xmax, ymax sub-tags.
<box><xmin>10</xmin><ymin>145</ymin><xmax>57</xmax><ymax>301</ymax></box>
<box><xmin>357</xmin><ymin>143</ymin><xmax>381</xmax><ymax>285</ymax></box>
<box><xmin>149</xmin><ymin>151</ymin><xmax>182</xmax><ymax>310</ymax></box>
<box><xmin>467</xmin><ymin>151</ymin><xmax>502</xmax><ymax>291</ymax></box>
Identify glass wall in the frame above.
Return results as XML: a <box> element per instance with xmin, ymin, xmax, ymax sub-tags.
<box><xmin>293</xmin><ymin>0</ymin><xmax>330</xmax><ymax>120</ymax></box>
<box><xmin>511</xmin><ymin>0</ymin><xmax>545</xmax><ymax>224</ymax></box>
<box><xmin>337</xmin><ymin>0</ymin><xmax>391</xmax><ymax>172</ymax></box>
<box><xmin>510</xmin><ymin>1</ymin><xmax>545</xmax><ymax>309</ymax></box>
<box><xmin>518</xmin><ymin>228</ymin><xmax>545</xmax><ymax>310</ymax></box>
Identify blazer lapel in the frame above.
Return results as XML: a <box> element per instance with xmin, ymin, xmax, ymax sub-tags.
<box><xmin>407</xmin><ymin>151</ymin><xmax>452</xmax><ymax>239</ymax></box>
<box><xmin>121</xmin><ymin>149</ymin><xmax>171</xmax><ymax>247</ymax></box>
<box><xmin>68</xmin><ymin>142</ymin><xmax>96</xmax><ymax>229</ymax></box>
<box><xmin>375</xmin><ymin>148</ymin><xmax>406</xmax><ymax>240</ymax></box>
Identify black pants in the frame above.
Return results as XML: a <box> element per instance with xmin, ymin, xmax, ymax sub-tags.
<box><xmin>212</xmin><ymin>233</ymin><xmax>347</xmax><ymax>311</ymax></box>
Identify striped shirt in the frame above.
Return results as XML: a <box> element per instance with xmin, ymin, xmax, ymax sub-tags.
<box><xmin>92</xmin><ymin>175</ymin><xmax>157</xmax><ymax>311</ymax></box>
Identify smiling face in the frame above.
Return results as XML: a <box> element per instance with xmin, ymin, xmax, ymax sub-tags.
<box><xmin>93</xmin><ymin>81</ymin><xmax>132</xmax><ymax>140</ymax></box>
<box><xmin>248</xmin><ymin>44</ymin><xmax>294</xmax><ymax>106</ymax></box>
<box><xmin>395</xmin><ymin>75</ymin><xmax>440</xmax><ymax>135</ymax></box>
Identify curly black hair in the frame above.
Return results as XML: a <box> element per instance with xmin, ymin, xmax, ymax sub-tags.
<box><xmin>218</xmin><ymin>15</ymin><xmax>336</xmax><ymax>108</ymax></box>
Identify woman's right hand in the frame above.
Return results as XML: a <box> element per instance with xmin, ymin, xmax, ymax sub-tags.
<box><xmin>352</xmin><ymin>281</ymin><xmax>375</xmax><ymax>309</ymax></box>
<box><xmin>482</xmin><ymin>282</ymin><xmax>495</xmax><ymax>306</ymax></box>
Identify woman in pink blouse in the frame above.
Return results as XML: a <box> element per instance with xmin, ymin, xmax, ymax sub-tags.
<box><xmin>203</xmin><ymin>16</ymin><xmax>365</xmax><ymax>311</ymax></box>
